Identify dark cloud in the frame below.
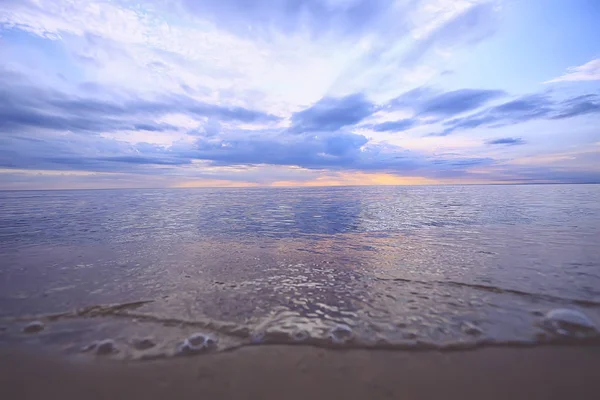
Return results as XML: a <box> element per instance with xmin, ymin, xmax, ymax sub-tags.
<box><xmin>0</xmin><ymin>71</ymin><xmax>280</xmax><ymax>135</ymax></box>
<box><xmin>419</xmin><ymin>89</ymin><xmax>506</xmax><ymax>117</ymax></box>
<box><xmin>387</xmin><ymin>87</ymin><xmax>505</xmax><ymax>118</ymax></box>
<box><xmin>0</xmin><ymin>68</ymin><xmax>489</xmax><ymax>178</ymax></box>
<box><xmin>4</xmin><ymin>64</ymin><xmax>597</xmax><ymax>182</ymax></box>
<box><xmin>489</xmin><ymin>94</ymin><xmax>553</xmax><ymax>119</ymax></box>
<box><xmin>486</xmin><ymin>137</ymin><xmax>526</xmax><ymax>145</ymax></box>
<box><xmin>324</xmin><ymin>132</ymin><xmax>368</xmax><ymax>156</ymax></box>
<box><xmin>373</xmin><ymin>119</ymin><xmax>416</xmax><ymax>132</ymax></box>
<box><xmin>3</xmin><ymin>125</ymin><xmax>491</xmax><ymax>179</ymax></box>
<box><xmin>92</xmin><ymin>156</ymin><xmax>192</xmax><ymax>166</ymax></box>
<box><xmin>290</xmin><ymin>93</ymin><xmax>376</xmax><ymax>133</ymax></box>
<box><xmin>551</xmin><ymin>94</ymin><xmax>600</xmax><ymax>119</ymax></box>
<box><xmin>382</xmin><ymin>87</ymin><xmax>505</xmax><ymax>134</ymax></box>
<box><xmin>190</xmin><ymin>132</ymin><xmax>370</xmax><ymax>169</ymax></box>
<box><xmin>431</xmin><ymin>158</ymin><xmax>493</xmax><ymax>167</ymax></box>
<box><xmin>184</xmin><ymin>131</ymin><xmax>493</xmax><ymax>177</ymax></box>
<box><xmin>0</xmin><ymin>134</ymin><xmax>191</xmax><ymax>172</ymax></box>
<box><xmin>131</xmin><ymin>123</ymin><xmax>175</xmax><ymax>132</ymax></box>
<box><xmin>1</xmin><ymin>120</ymin><xmax>496</xmax><ymax>182</ymax></box>
<box><xmin>436</xmin><ymin>93</ymin><xmax>599</xmax><ymax>135</ymax></box>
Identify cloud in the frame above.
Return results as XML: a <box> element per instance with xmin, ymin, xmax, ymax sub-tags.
<box><xmin>92</xmin><ymin>156</ymin><xmax>191</xmax><ymax>166</ymax></box>
<box><xmin>550</xmin><ymin>94</ymin><xmax>600</xmax><ymax>119</ymax></box>
<box><xmin>486</xmin><ymin>137</ymin><xmax>526</xmax><ymax>145</ymax></box>
<box><xmin>324</xmin><ymin>132</ymin><xmax>369</xmax><ymax>156</ymax></box>
<box><xmin>0</xmin><ymin>70</ymin><xmax>280</xmax><ymax>134</ymax></box>
<box><xmin>0</xmin><ymin>0</ymin><xmax>503</xmax><ymax>115</ymax></box>
<box><xmin>1</xmin><ymin>0</ymin><xmax>598</xmax><ymax>187</ymax></box>
<box><xmin>437</xmin><ymin>93</ymin><xmax>600</xmax><ymax>135</ymax></box>
<box><xmin>0</xmin><ymin>64</ymin><xmax>493</xmax><ymax>180</ymax></box>
<box><xmin>1</xmin><ymin>118</ymin><xmax>495</xmax><ymax>181</ymax></box>
<box><xmin>418</xmin><ymin>88</ymin><xmax>506</xmax><ymax>117</ymax></box>
<box><xmin>0</xmin><ymin>132</ymin><xmax>190</xmax><ymax>172</ymax></box>
<box><xmin>177</xmin><ymin>0</ymin><xmax>393</xmax><ymax>38</ymax></box>
<box><xmin>373</xmin><ymin>119</ymin><xmax>416</xmax><ymax>132</ymax></box>
<box><xmin>545</xmin><ymin>58</ymin><xmax>600</xmax><ymax>83</ymax></box>
<box><xmin>188</xmin><ymin>131</ymin><xmax>493</xmax><ymax>175</ymax></box>
<box><xmin>388</xmin><ymin>87</ymin><xmax>505</xmax><ymax>116</ymax></box>
<box><xmin>402</xmin><ymin>2</ymin><xmax>500</xmax><ymax>64</ymax></box>
<box><xmin>289</xmin><ymin>93</ymin><xmax>376</xmax><ymax>133</ymax></box>
<box><xmin>188</xmin><ymin>131</ymin><xmax>371</xmax><ymax>170</ymax></box>
<box><xmin>379</xmin><ymin>87</ymin><xmax>506</xmax><ymax>134</ymax></box>
<box><xmin>387</xmin><ymin>86</ymin><xmax>435</xmax><ymax>109</ymax></box>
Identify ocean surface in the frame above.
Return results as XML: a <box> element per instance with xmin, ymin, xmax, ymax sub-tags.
<box><xmin>1</xmin><ymin>185</ymin><xmax>600</xmax><ymax>358</ymax></box>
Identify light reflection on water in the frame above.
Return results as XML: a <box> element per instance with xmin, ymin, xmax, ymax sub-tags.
<box><xmin>0</xmin><ymin>185</ymin><xmax>599</xmax><ymax>356</ymax></box>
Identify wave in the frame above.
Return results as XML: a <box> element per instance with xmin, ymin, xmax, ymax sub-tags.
<box><xmin>375</xmin><ymin>277</ymin><xmax>600</xmax><ymax>308</ymax></box>
<box><xmin>2</xmin><ymin>298</ymin><xmax>600</xmax><ymax>361</ymax></box>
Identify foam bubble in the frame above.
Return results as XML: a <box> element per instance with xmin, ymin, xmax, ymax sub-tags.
<box><xmin>22</xmin><ymin>321</ymin><xmax>44</xmax><ymax>333</ymax></box>
<box><xmin>177</xmin><ymin>332</ymin><xmax>218</xmax><ymax>355</ymax></box>
<box><xmin>291</xmin><ymin>329</ymin><xmax>310</xmax><ymax>342</ymax></box>
<box><xmin>542</xmin><ymin>308</ymin><xmax>598</xmax><ymax>338</ymax></box>
<box><xmin>328</xmin><ymin>324</ymin><xmax>353</xmax><ymax>344</ymax></box>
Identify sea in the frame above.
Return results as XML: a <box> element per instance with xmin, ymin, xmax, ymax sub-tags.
<box><xmin>1</xmin><ymin>184</ymin><xmax>599</xmax><ymax>358</ymax></box>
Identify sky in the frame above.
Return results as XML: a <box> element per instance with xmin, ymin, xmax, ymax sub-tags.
<box><xmin>1</xmin><ymin>0</ymin><xmax>599</xmax><ymax>189</ymax></box>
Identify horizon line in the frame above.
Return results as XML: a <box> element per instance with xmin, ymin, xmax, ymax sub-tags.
<box><xmin>1</xmin><ymin>182</ymin><xmax>599</xmax><ymax>192</ymax></box>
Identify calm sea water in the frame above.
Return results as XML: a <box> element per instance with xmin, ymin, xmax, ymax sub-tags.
<box><xmin>1</xmin><ymin>185</ymin><xmax>599</xmax><ymax>357</ymax></box>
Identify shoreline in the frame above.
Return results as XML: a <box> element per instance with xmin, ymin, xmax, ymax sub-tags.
<box><xmin>2</xmin><ymin>344</ymin><xmax>600</xmax><ymax>399</ymax></box>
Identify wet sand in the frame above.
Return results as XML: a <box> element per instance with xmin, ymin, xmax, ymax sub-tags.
<box><xmin>2</xmin><ymin>345</ymin><xmax>600</xmax><ymax>399</ymax></box>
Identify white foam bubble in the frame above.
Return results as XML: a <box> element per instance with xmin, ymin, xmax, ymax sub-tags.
<box><xmin>542</xmin><ymin>308</ymin><xmax>598</xmax><ymax>338</ymax></box>
<box><xmin>291</xmin><ymin>329</ymin><xmax>310</xmax><ymax>342</ymax></box>
<box><xmin>177</xmin><ymin>332</ymin><xmax>218</xmax><ymax>355</ymax></box>
<box><xmin>22</xmin><ymin>321</ymin><xmax>44</xmax><ymax>333</ymax></box>
<box><xmin>328</xmin><ymin>324</ymin><xmax>353</xmax><ymax>344</ymax></box>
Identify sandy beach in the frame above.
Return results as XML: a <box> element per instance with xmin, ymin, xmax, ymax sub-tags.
<box><xmin>2</xmin><ymin>344</ymin><xmax>600</xmax><ymax>399</ymax></box>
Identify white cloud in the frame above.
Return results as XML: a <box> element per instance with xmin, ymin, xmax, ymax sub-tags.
<box><xmin>545</xmin><ymin>58</ymin><xmax>600</xmax><ymax>83</ymax></box>
<box><xmin>409</xmin><ymin>0</ymin><xmax>479</xmax><ymax>40</ymax></box>
<box><xmin>0</xmin><ymin>0</ymin><xmax>147</xmax><ymax>42</ymax></box>
<box><xmin>1</xmin><ymin>0</ymin><xmax>496</xmax><ymax>117</ymax></box>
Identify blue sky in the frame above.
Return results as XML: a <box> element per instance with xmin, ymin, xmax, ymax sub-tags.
<box><xmin>1</xmin><ymin>0</ymin><xmax>599</xmax><ymax>189</ymax></box>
